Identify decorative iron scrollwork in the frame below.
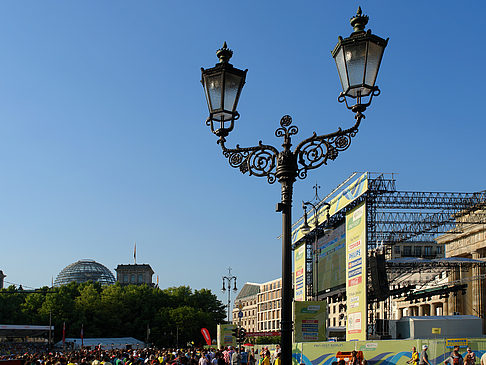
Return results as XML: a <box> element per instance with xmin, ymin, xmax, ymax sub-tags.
<box><xmin>216</xmin><ymin>112</ymin><xmax>363</xmax><ymax>184</ymax></box>
<box><xmin>295</xmin><ymin>113</ymin><xmax>363</xmax><ymax>180</ymax></box>
<box><xmin>218</xmin><ymin>138</ymin><xmax>279</xmax><ymax>184</ymax></box>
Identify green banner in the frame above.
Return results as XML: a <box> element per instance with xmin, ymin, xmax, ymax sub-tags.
<box><xmin>294</xmin><ymin>243</ymin><xmax>307</xmax><ymax>301</ymax></box>
<box><xmin>294</xmin><ymin>301</ymin><xmax>327</xmax><ymax>342</ymax></box>
<box><xmin>217</xmin><ymin>324</ymin><xmax>236</xmax><ymax>349</ymax></box>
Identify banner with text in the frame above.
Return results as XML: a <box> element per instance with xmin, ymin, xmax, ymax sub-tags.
<box><xmin>292</xmin><ymin>172</ymin><xmax>368</xmax><ymax>244</ymax></box>
<box><xmin>294</xmin><ymin>244</ymin><xmax>307</xmax><ymax>301</ymax></box>
<box><xmin>345</xmin><ymin>201</ymin><xmax>367</xmax><ymax>341</ymax></box>
<box><xmin>294</xmin><ymin>301</ymin><xmax>327</xmax><ymax>342</ymax></box>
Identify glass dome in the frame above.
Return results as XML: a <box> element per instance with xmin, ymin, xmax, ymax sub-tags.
<box><xmin>54</xmin><ymin>259</ymin><xmax>116</xmax><ymax>287</ymax></box>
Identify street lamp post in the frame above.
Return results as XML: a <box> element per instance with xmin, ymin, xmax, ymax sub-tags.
<box><xmin>222</xmin><ymin>267</ymin><xmax>238</xmax><ymax>323</ymax></box>
<box><xmin>301</xmin><ymin>201</ymin><xmax>331</xmax><ymax>300</ymax></box>
<box><xmin>201</xmin><ymin>8</ymin><xmax>387</xmax><ymax>365</ymax></box>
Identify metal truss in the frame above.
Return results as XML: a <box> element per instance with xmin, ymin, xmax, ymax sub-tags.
<box><xmin>363</xmin><ymin>175</ymin><xmax>486</xmax><ymax>249</ymax></box>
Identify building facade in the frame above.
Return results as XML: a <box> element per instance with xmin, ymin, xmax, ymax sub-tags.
<box><xmin>232</xmin><ymin>278</ymin><xmax>282</xmax><ymax>335</ymax></box>
<box><xmin>231</xmin><ymin>283</ymin><xmax>259</xmax><ymax>333</ymax></box>
<box><xmin>115</xmin><ymin>264</ymin><xmax>154</xmax><ymax>285</ymax></box>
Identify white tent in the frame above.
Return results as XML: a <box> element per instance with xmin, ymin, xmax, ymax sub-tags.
<box><xmin>55</xmin><ymin>337</ymin><xmax>145</xmax><ymax>350</ymax></box>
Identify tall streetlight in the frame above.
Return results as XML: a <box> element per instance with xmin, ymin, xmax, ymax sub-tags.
<box><xmin>301</xmin><ymin>201</ymin><xmax>331</xmax><ymax>300</ymax></box>
<box><xmin>222</xmin><ymin>267</ymin><xmax>237</xmax><ymax>323</ymax></box>
<box><xmin>201</xmin><ymin>8</ymin><xmax>387</xmax><ymax>365</ymax></box>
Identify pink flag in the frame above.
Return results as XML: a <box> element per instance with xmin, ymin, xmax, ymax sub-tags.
<box><xmin>201</xmin><ymin>328</ymin><xmax>211</xmax><ymax>346</ymax></box>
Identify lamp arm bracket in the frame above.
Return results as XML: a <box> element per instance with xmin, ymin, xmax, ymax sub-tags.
<box><xmin>217</xmin><ymin>136</ymin><xmax>280</xmax><ymax>184</ymax></box>
<box><xmin>294</xmin><ymin>113</ymin><xmax>363</xmax><ymax>180</ymax></box>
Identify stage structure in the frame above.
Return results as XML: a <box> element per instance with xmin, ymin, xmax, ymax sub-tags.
<box><xmin>292</xmin><ymin>172</ymin><xmax>486</xmax><ymax>340</ymax></box>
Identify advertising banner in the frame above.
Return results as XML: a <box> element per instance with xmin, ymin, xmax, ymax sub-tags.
<box><xmin>294</xmin><ymin>301</ymin><xmax>327</xmax><ymax>342</ymax></box>
<box><xmin>217</xmin><ymin>324</ymin><xmax>236</xmax><ymax>349</ymax></box>
<box><xmin>294</xmin><ymin>244</ymin><xmax>307</xmax><ymax>301</ymax></box>
<box><xmin>345</xmin><ymin>201</ymin><xmax>367</xmax><ymax>341</ymax></box>
<box><xmin>292</xmin><ymin>172</ymin><xmax>368</xmax><ymax>244</ymax></box>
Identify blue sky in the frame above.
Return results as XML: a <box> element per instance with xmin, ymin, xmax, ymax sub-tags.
<box><xmin>1</xmin><ymin>1</ymin><xmax>485</xmax><ymax>311</ymax></box>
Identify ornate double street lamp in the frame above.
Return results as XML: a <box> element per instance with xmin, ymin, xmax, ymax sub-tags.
<box><xmin>222</xmin><ymin>267</ymin><xmax>238</xmax><ymax>323</ymax></box>
<box><xmin>201</xmin><ymin>8</ymin><xmax>387</xmax><ymax>365</ymax></box>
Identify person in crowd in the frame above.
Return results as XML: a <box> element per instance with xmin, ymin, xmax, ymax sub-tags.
<box><xmin>464</xmin><ymin>348</ymin><xmax>475</xmax><ymax>365</ymax></box>
<box><xmin>445</xmin><ymin>350</ymin><xmax>464</xmax><ymax>365</ymax></box>
<box><xmin>407</xmin><ymin>346</ymin><xmax>419</xmax><ymax>365</ymax></box>
<box><xmin>419</xmin><ymin>345</ymin><xmax>430</xmax><ymax>365</ymax></box>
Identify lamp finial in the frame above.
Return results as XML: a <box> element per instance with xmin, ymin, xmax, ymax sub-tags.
<box><xmin>350</xmin><ymin>6</ymin><xmax>369</xmax><ymax>34</ymax></box>
<box><xmin>216</xmin><ymin>42</ymin><xmax>233</xmax><ymax>63</ymax></box>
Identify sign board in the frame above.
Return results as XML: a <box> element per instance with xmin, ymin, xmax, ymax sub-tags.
<box><xmin>446</xmin><ymin>338</ymin><xmax>468</xmax><ymax>348</ymax></box>
<box><xmin>238</xmin><ymin>311</ymin><xmax>243</xmax><ymax>318</ymax></box>
<box><xmin>345</xmin><ymin>201</ymin><xmax>367</xmax><ymax>341</ymax></box>
<box><xmin>294</xmin><ymin>301</ymin><xmax>327</xmax><ymax>342</ymax></box>
<box><xmin>217</xmin><ymin>324</ymin><xmax>236</xmax><ymax>349</ymax></box>
<box><xmin>294</xmin><ymin>244</ymin><xmax>307</xmax><ymax>301</ymax></box>
<box><xmin>432</xmin><ymin>328</ymin><xmax>441</xmax><ymax>334</ymax></box>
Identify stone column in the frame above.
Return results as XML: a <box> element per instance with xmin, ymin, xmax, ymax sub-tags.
<box><xmin>418</xmin><ymin>305</ymin><xmax>424</xmax><ymax>316</ymax></box>
<box><xmin>472</xmin><ymin>251</ymin><xmax>482</xmax><ymax>317</ymax></box>
<box><xmin>443</xmin><ymin>298</ymin><xmax>449</xmax><ymax>315</ymax></box>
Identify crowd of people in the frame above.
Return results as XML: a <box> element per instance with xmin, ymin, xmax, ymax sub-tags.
<box><xmin>407</xmin><ymin>344</ymin><xmax>480</xmax><ymax>365</ymax></box>
<box><xmin>0</xmin><ymin>345</ymin><xmax>282</xmax><ymax>365</ymax></box>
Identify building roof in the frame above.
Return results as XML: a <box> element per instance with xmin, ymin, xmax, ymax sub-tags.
<box><xmin>54</xmin><ymin>260</ymin><xmax>115</xmax><ymax>287</ymax></box>
<box><xmin>115</xmin><ymin>264</ymin><xmax>154</xmax><ymax>274</ymax></box>
<box><xmin>235</xmin><ymin>283</ymin><xmax>260</xmax><ymax>300</ymax></box>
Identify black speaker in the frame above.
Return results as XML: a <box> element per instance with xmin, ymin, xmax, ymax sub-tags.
<box><xmin>369</xmin><ymin>252</ymin><xmax>389</xmax><ymax>300</ymax></box>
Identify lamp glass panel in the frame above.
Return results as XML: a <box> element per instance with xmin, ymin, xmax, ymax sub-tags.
<box><xmin>224</xmin><ymin>72</ymin><xmax>242</xmax><ymax>111</ymax></box>
<box><xmin>334</xmin><ymin>47</ymin><xmax>349</xmax><ymax>93</ymax></box>
<box><xmin>344</xmin><ymin>42</ymin><xmax>366</xmax><ymax>89</ymax></box>
<box><xmin>206</xmin><ymin>74</ymin><xmax>222</xmax><ymax>111</ymax></box>
<box><xmin>364</xmin><ymin>41</ymin><xmax>385</xmax><ymax>87</ymax></box>
<box><xmin>213</xmin><ymin>111</ymin><xmax>233</xmax><ymax>121</ymax></box>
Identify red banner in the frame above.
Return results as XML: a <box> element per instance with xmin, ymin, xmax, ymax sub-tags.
<box><xmin>200</xmin><ymin>328</ymin><xmax>211</xmax><ymax>346</ymax></box>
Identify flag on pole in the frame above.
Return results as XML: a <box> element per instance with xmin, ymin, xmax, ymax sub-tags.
<box><xmin>81</xmin><ymin>324</ymin><xmax>84</xmax><ymax>347</ymax></box>
<box><xmin>134</xmin><ymin>242</ymin><xmax>137</xmax><ymax>264</ymax></box>
<box><xmin>201</xmin><ymin>328</ymin><xmax>211</xmax><ymax>346</ymax></box>
<box><xmin>62</xmin><ymin>322</ymin><xmax>66</xmax><ymax>346</ymax></box>
<box><xmin>156</xmin><ymin>275</ymin><xmax>159</xmax><ymax>287</ymax></box>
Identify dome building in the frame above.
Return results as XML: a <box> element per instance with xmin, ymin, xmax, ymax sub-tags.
<box><xmin>54</xmin><ymin>259</ymin><xmax>116</xmax><ymax>287</ymax></box>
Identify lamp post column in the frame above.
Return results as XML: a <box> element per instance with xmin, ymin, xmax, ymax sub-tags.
<box><xmin>276</xmin><ymin>136</ymin><xmax>297</xmax><ymax>365</ymax></box>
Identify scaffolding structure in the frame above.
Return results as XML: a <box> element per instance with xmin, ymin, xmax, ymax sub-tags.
<box><xmin>296</xmin><ymin>172</ymin><xmax>486</xmax><ymax>302</ymax></box>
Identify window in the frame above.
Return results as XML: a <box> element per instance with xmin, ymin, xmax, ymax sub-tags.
<box><xmin>436</xmin><ymin>246</ymin><xmax>443</xmax><ymax>254</ymax></box>
<box><xmin>424</xmin><ymin>246</ymin><xmax>432</xmax><ymax>256</ymax></box>
<box><xmin>394</xmin><ymin>245</ymin><xmax>401</xmax><ymax>254</ymax></box>
<box><xmin>130</xmin><ymin>274</ymin><xmax>135</xmax><ymax>283</ymax></box>
<box><xmin>123</xmin><ymin>274</ymin><xmax>128</xmax><ymax>283</ymax></box>
<box><xmin>138</xmin><ymin>274</ymin><xmax>143</xmax><ymax>283</ymax></box>
<box><xmin>414</xmin><ymin>246</ymin><xmax>422</xmax><ymax>256</ymax></box>
<box><xmin>403</xmin><ymin>246</ymin><xmax>412</xmax><ymax>256</ymax></box>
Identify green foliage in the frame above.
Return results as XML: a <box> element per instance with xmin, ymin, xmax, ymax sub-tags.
<box><xmin>254</xmin><ymin>336</ymin><xmax>281</xmax><ymax>344</ymax></box>
<box><xmin>0</xmin><ymin>283</ymin><xmax>225</xmax><ymax>347</ymax></box>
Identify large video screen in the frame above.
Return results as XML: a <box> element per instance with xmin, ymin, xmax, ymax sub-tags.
<box><xmin>316</xmin><ymin>223</ymin><xmax>346</xmax><ymax>292</ymax></box>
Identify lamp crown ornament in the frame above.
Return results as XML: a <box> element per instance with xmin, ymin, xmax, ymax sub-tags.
<box><xmin>350</xmin><ymin>6</ymin><xmax>369</xmax><ymax>34</ymax></box>
<box><xmin>216</xmin><ymin>42</ymin><xmax>233</xmax><ymax>63</ymax></box>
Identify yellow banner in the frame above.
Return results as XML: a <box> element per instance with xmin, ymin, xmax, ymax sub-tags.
<box><xmin>292</xmin><ymin>172</ymin><xmax>368</xmax><ymax>243</ymax></box>
<box><xmin>294</xmin><ymin>301</ymin><xmax>327</xmax><ymax>342</ymax></box>
<box><xmin>345</xmin><ymin>201</ymin><xmax>367</xmax><ymax>341</ymax></box>
<box><xmin>294</xmin><ymin>244</ymin><xmax>307</xmax><ymax>301</ymax></box>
